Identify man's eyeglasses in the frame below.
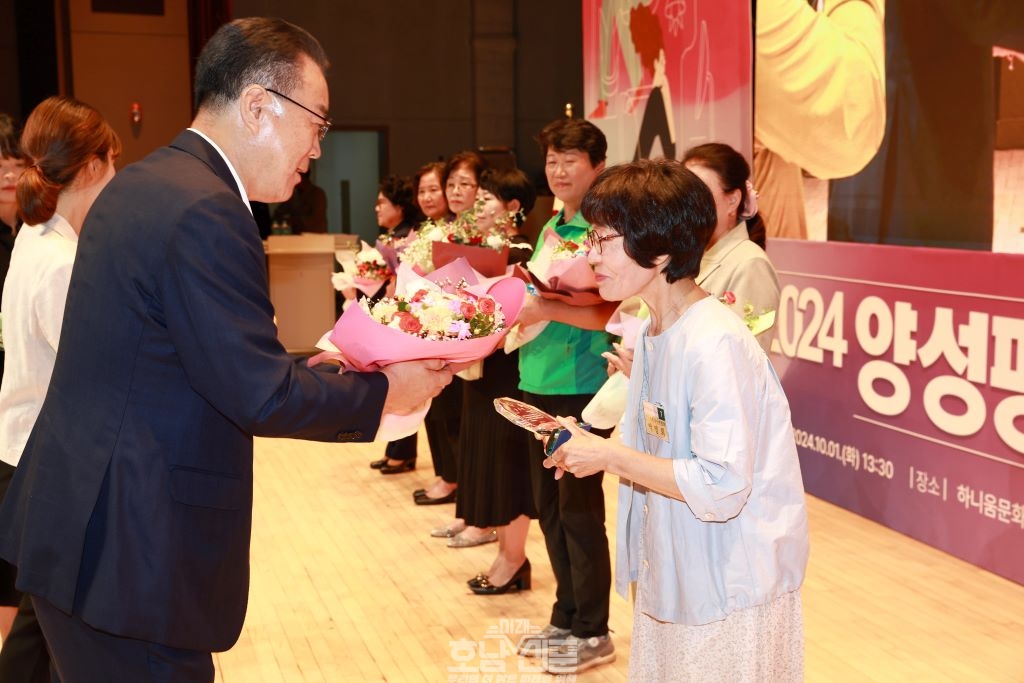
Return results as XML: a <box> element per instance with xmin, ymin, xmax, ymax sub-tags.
<box><xmin>265</xmin><ymin>87</ymin><xmax>332</xmax><ymax>142</ymax></box>
<box><xmin>584</xmin><ymin>230</ymin><xmax>622</xmax><ymax>254</ymax></box>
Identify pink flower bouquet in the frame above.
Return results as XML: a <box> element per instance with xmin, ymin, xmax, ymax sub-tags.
<box><xmin>311</xmin><ymin>258</ymin><xmax>526</xmax><ymax>441</ymax></box>
<box><xmin>519</xmin><ymin>227</ymin><xmax>604</xmax><ymax>307</ymax></box>
<box><xmin>331</xmin><ymin>241</ymin><xmax>393</xmax><ymax>299</ymax></box>
<box><xmin>504</xmin><ymin>228</ymin><xmax>604</xmax><ymax>352</ymax></box>
<box><xmin>401</xmin><ymin>206</ymin><xmax>511</xmax><ymax>276</ymax></box>
<box><xmin>374</xmin><ymin>234</ymin><xmax>407</xmax><ymax>274</ymax></box>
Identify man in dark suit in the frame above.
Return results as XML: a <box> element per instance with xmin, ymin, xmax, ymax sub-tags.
<box><xmin>0</xmin><ymin>17</ymin><xmax>451</xmax><ymax>682</ymax></box>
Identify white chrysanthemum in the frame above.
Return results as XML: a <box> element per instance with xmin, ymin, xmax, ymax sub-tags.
<box><xmin>418</xmin><ymin>304</ymin><xmax>453</xmax><ymax>335</ymax></box>
<box><xmin>369</xmin><ymin>300</ymin><xmax>399</xmax><ymax>322</ymax></box>
<box><xmin>485</xmin><ymin>233</ymin><xmax>506</xmax><ymax>250</ymax></box>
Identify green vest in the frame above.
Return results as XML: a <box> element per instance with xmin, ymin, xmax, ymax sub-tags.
<box><xmin>518</xmin><ymin>211</ymin><xmax>611</xmax><ymax>395</ymax></box>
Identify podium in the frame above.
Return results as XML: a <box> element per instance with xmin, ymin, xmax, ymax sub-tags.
<box><xmin>265</xmin><ymin>234</ymin><xmax>336</xmax><ymax>353</ymax></box>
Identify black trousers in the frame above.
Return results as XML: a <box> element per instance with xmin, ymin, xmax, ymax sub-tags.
<box><xmin>524</xmin><ymin>392</ymin><xmax>611</xmax><ymax>639</ymax></box>
<box><xmin>0</xmin><ymin>593</ymin><xmax>50</xmax><ymax>683</ymax></box>
<box><xmin>0</xmin><ymin>460</ymin><xmax>22</xmax><ymax>607</ymax></box>
<box><xmin>384</xmin><ymin>433</ymin><xmax>417</xmax><ymax>462</ymax></box>
<box><xmin>424</xmin><ymin>378</ymin><xmax>462</xmax><ymax>482</ymax></box>
<box><xmin>32</xmin><ymin>597</ymin><xmax>214</xmax><ymax>683</ymax></box>
<box><xmin>0</xmin><ymin>460</ymin><xmax>51</xmax><ymax>682</ymax></box>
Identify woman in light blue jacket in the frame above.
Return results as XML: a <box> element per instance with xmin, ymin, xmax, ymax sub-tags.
<box><xmin>544</xmin><ymin>158</ymin><xmax>808</xmax><ymax>682</ymax></box>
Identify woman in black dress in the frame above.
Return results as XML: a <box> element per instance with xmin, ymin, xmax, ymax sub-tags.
<box><xmin>414</xmin><ymin>151</ymin><xmax>488</xmax><ymax>505</ymax></box>
<box><xmin>453</xmin><ymin>168</ymin><xmax>540</xmax><ymax>592</ymax></box>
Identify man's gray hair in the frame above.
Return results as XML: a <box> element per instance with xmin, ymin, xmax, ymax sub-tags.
<box><xmin>193</xmin><ymin>17</ymin><xmax>329</xmax><ymax>113</ymax></box>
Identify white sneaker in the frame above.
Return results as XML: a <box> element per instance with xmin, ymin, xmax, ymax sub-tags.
<box><xmin>516</xmin><ymin>624</ymin><xmax>571</xmax><ymax>657</ymax></box>
<box><xmin>544</xmin><ymin>634</ymin><xmax>616</xmax><ymax>674</ymax></box>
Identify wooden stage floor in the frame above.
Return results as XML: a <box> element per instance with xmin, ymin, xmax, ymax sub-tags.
<box><xmin>212</xmin><ymin>434</ymin><xmax>1024</xmax><ymax>682</ymax></box>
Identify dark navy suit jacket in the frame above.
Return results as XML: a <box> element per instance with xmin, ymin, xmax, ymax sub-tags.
<box><xmin>0</xmin><ymin>131</ymin><xmax>388</xmax><ymax>652</ymax></box>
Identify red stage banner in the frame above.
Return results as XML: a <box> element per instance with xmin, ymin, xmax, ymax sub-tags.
<box><xmin>767</xmin><ymin>239</ymin><xmax>1024</xmax><ymax>584</ymax></box>
<box><xmin>582</xmin><ymin>0</ymin><xmax>752</xmax><ymax>163</ymax></box>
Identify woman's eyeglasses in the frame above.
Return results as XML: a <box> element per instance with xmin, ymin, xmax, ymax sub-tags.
<box><xmin>446</xmin><ymin>181</ymin><xmax>478</xmax><ymax>193</ymax></box>
<box><xmin>584</xmin><ymin>230</ymin><xmax>622</xmax><ymax>254</ymax></box>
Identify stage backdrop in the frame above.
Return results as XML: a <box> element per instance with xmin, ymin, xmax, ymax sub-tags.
<box><xmin>582</xmin><ymin>0</ymin><xmax>752</xmax><ymax>164</ymax></box>
<box><xmin>768</xmin><ymin>240</ymin><xmax>1024</xmax><ymax>585</ymax></box>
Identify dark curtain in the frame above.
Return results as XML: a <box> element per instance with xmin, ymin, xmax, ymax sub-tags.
<box><xmin>187</xmin><ymin>0</ymin><xmax>232</xmax><ymax>109</ymax></box>
<box><xmin>14</xmin><ymin>0</ymin><xmax>59</xmax><ymax>117</ymax></box>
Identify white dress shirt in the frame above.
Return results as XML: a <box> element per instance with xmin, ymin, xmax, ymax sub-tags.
<box><xmin>186</xmin><ymin>127</ymin><xmax>252</xmax><ymax>215</ymax></box>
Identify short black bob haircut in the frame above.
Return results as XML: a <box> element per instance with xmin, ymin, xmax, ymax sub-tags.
<box><xmin>378</xmin><ymin>174</ymin><xmax>420</xmax><ymax>223</ymax></box>
<box><xmin>478</xmin><ymin>167</ymin><xmax>537</xmax><ymax>226</ymax></box>
<box><xmin>580</xmin><ymin>158</ymin><xmax>717</xmax><ymax>284</ymax></box>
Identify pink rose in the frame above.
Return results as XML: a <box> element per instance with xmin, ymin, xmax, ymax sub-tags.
<box><xmin>478</xmin><ymin>296</ymin><xmax>496</xmax><ymax>314</ymax></box>
<box><xmin>396</xmin><ymin>312</ymin><xmax>422</xmax><ymax>334</ymax></box>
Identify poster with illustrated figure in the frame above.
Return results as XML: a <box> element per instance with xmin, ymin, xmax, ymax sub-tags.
<box><xmin>583</xmin><ymin>0</ymin><xmax>752</xmax><ymax>164</ymax></box>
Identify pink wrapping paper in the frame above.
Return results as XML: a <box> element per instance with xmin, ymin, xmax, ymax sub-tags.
<box><xmin>581</xmin><ymin>299</ymin><xmax>647</xmax><ymax>429</ymax></box>
<box><xmin>313</xmin><ymin>259</ymin><xmax>526</xmax><ymax>372</ymax></box>
<box><xmin>375</xmin><ymin>236</ymin><xmax>406</xmax><ymax>274</ymax></box>
<box><xmin>432</xmin><ymin>241</ymin><xmax>510</xmax><ymax>277</ymax></box>
<box><xmin>605</xmin><ymin>298</ymin><xmax>646</xmax><ymax>350</ymax></box>
<box><xmin>331</xmin><ymin>271</ymin><xmax>388</xmax><ymax>299</ymax></box>
<box><xmin>394</xmin><ymin>258</ymin><xmax>515</xmax><ymax>294</ymax></box>
<box><xmin>520</xmin><ymin>228</ymin><xmax>604</xmax><ymax>306</ymax></box>
<box><xmin>332</xmin><ymin>240</ymin><xmax>393</xmax><ymax>299</ymax></box>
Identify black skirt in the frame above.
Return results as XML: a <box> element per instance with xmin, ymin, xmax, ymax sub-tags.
<box><xmin>455</xmin><ymin>349</ymin><xmax>537</xmax><ymax>527</ymax></box>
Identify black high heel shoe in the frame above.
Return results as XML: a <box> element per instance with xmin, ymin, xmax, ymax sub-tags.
<box><xmin>470</xmin><ymin>559</ymin><xmax>531</xmax><ymax>595</ymax></box>
<box><xmin>369</xmin><ymin>458</ymin><xmax>388</xmax><ymax>470</ymax></box>
<box><xmin>380</xmin><ymin>458</ymin><xmax>415</xmax><ymax>474</ymax></box>
<box><xmin>414</xmin><ymin>488</ymin><xmax>457</xmax><ymax>505</ymax></box>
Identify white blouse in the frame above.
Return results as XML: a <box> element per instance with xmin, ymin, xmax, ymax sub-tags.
<box><xmin>0</xmin><ymin>214</ymin><xmax>79</xmax><ymax>466</ymax></box>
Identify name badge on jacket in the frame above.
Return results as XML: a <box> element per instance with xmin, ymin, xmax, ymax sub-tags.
<box><xmin>642</xmin><ymin>400</ymin><xmax>669</xmax><ymax>442</ymax></box>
